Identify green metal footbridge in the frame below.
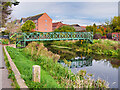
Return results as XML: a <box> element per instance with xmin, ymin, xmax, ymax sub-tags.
<box><xmin>9</xmin><ymin>32</ymin><xmax>93</xmax><ymax>48</ymax></box>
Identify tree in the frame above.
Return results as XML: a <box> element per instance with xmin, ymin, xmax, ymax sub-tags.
<box><xmin>1</xmin><ymin>0</ymin><xmax>19</xmax><ymax>27</ymax></box>
<box><xmin>5</xmin><ymin>21</ymin><xmax>21</xmax><ymax>33</ymax></box>
<box><xmin>54</xmin><ymin>25</ymin><xmax>75</xmax><ymax>32</ymax></box>
<box><xmin>109</xmin><ymin>16</ymin><xmax>120</xmax><ymax>32</ymax></box>
<box><xmin>21</xmin><ymin>20</ymin><xmax>36</xmax><ymax>32</ymax></box>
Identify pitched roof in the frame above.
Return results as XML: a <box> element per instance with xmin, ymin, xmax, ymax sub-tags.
<box><xmin>52</xmin><ymin>22</ymin><xmax>68</xmax><ymax>30</ymax></box>
<box><xmin>69</xmin><ymin>24</ymin><xmax>86</xmax><ymax>32</ymax></box>
<box><xmin>21</xmin><ymin>13</ymin><xmax>44</xmax><ymax>22</ymax></box>
<box><xmin>27</xmin><ymin>13</ymin><xmax>44</xmax><ymax>21</ymax></box>
<box><xmin>80</xmin><ymin>26</ymin><xmax>86</xmax><ymax>28</ymax></box>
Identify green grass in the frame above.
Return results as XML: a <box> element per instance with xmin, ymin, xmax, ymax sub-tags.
<box><xmin>3</xmin><ymin>47</ymin><xmax>20</xmax><ymax>88</ymax></box>
<box><xmin>43</xmin><ymin>39</ymin><xmax>120</xmax><ymax>58</ymax></box>
<box><xmin>6</xmin><ymin>46</ymin><xmax>61</xmax><ymax>88</ymax></box>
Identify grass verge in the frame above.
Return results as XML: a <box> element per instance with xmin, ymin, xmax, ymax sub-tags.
<box><xmin>6</xmin><ymin>46</ymin><xmax>61</xmax><ymax>88</ymax></box>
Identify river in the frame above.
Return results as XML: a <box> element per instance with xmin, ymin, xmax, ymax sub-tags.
<box><xmin>45</xmin><ymin>43</ymin><xmax>120</xmax><ymax>88</ymax></box>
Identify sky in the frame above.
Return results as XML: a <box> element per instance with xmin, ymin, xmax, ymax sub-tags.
<box><xmin>11</xmin><ymin>0</ymin><xmax>119</xmax><ymax>26</ymax></box>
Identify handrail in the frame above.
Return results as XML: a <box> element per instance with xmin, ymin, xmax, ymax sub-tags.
<box><xmin>9</xmin><ymin>32</ymin><xmax>93</xmax><ymax>48</ymax></box>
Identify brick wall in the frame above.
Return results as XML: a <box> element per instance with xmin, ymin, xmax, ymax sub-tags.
<box><xmin>32</xmin><ymin>13</ymin><xmax>52</xmax><ymax>32</ymax></box>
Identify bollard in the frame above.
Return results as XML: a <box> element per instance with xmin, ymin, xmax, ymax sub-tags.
<box><xmin>32</xmin><ymin>65</ymin><xmax>40</xmax><ymax>82</ymax></box>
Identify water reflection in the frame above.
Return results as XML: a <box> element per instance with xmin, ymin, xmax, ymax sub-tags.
<box><xmin>58</xmin><ymin>56</ymin><xmax>92</xmax><ymax>68</ymax></box>
<box><xmin>58</xmin><ymin>55</ymin><xmax>119</xmax><ymax>88</ymax></box>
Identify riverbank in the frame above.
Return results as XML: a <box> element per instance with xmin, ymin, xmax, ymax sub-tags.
<box><xmin>5</xmin><ymin>43</ymin><xmax>109</xmax><ymax>88</ymax></box>
<box><xmin>43</xmin><ymin>39</ymin><xmax>120</xmax><ymax>59</ymax></box>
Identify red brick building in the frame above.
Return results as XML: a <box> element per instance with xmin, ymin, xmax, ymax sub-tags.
<box><xmin>52</xmin><ymin>22</ymin><xmax>67</xmax><ymax>31</ymax></box>
<box><xmin>20</xmin><ymin>13</ymin><xmax>52</xmax><ymax>32</ymax></box>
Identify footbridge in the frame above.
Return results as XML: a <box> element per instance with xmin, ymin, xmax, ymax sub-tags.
<box><xmin>9</xmin><ymin>32</ymin><xmax>93</xmax><ymax>48</ymax></box>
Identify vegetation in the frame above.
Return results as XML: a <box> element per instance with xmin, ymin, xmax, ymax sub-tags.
<box><xmin>86</xmin><ymin>16</ymin><xmax>120</xmax><ymax>37</ymax></box>
<box><xmin>6</xmin><ymin>46</ymin><xmax>61</xmax><ymax>88</ymax></box>
<box><xmin>108</xmin><ymin>16</ymin><xmax>120</xmax><ymax>32</ymax></box>
<box><xmin>3</xmin><ymin>47</ymin><xmax>20</xmax><ymax>88</ymax></box>
<box><xmin>1</xmin><ymin>1</ymin><xmax>19</xmax><ymax>27</ymax></box>
<box><xmin>43</xmin><ymin>39</ymin><xmax>120</xmax><ymax>58</ymax></box>
<box><xmin>54</xmin><ymin>26</ymin><xmax>75</xmax><ymax>32</ymax></box>
<box><xmin>4</xmin><ymin>21</ymin><xmax>21</xmax><ymax>34</ymax></box>
<box><xmin>0</xmin><ymin>39</ymin><xmax>9</xmax><ymax>44</ymax></box>
<box><xmin>6</xmin><ymin>43</ymin><xmax>109</xmax><ymax>88</ymax></box>
<box><xmin>21</xmin><ymin>20</ymin><xmax>35</xmax><ymax>32</ymax></box>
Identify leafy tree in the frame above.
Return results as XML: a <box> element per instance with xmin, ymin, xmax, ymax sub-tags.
<box><xmin>1</xmin><ymin>0</ymin><xmax>19</xmax><ymax>27</ymax></box>
<box><xmin>54</xmin><ymin>25</ymin><xmax>75</xmax><ymax>32</ymax></box>
<box><xmin>109</xmin><ymin>16</ymin><xmax>120</xmax><ymax>32</ymax></box>
<box><xmin>5</xmin><ymin>21</ymin><xmax>21</xmax><ymax>33</ymax></box>
<box><xmin>21</xmin><ymin>20</ymin><xmax>36</xmax><ymax>32</ymax></box>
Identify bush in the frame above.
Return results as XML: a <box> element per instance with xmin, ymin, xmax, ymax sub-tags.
<box><xmin>21</xmin><ymin>20</ymin><xmax>35</xmax><ymax>32</ymax></box>
<box><xmin>106</xmin><ymin>33</ymin><xmax>112</xmax><ymax>39</ymax></box>
<box><xmin>1</xmin><ymin>39</ymin><xmax>9</xmax><ymax>44</ymax></box>
<box><xmin>24</xmin><ymin>42</ymin><xmax>109</xmax><ymax>88</ymax></box>
<box><xmin>93</xmin><ymin>34</ymin><xmax>102</xmax><ymax>39</ymax></box>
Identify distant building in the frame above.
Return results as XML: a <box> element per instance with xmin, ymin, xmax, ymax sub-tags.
<box><xmin>16</xmin><ymin>13</ymin><xmax>52</xmax><ymax>32</ymax></box>
<box><xmin>52</xmin><ymin>22</ymin><xmax>86</xmax><ymax>32</ymax></box>
<box><xmin>69</xmin><ymin>24</ymin><xmax>86</xmax><ymax>32</ymax></box>
<box><xmin>52</xmin><ymin>22</ymin><xmax>67</xmax><ymax>31</ymax></box>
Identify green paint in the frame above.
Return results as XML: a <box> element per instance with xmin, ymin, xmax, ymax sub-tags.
<box><xmin>9</xmin><ymin>32</ymin><xmax>93</xmax><ymax>48</ymax></box>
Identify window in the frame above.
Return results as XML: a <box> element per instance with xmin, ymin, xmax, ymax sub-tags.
<box><xmin>34</xmin><ymin>20</ymin><xmax>38</xmax><ymax>23</ymax></box>
<box><xmin>45</xmin><ymin>28</ymin><xmax>47</xmax><ymax>30</ymax></box>
<box><xmin>45</xmin><ymin>20</ymin><xmax>47</xmax><ymax>22</ymax></box>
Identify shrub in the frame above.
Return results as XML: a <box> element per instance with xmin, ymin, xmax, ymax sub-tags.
<box><xmin>21</xmin><ymin>20</ymin><xmax>35</xmax><ymax>32</ymax></box>
<box><xmin>1</xmin><ymin>39</ymin><xmax>9</xmax><ymax>44</ymax></box>
<box><xmin>106</xmin><ymin>33</ymin><xmax>112</xmax><ymax>39</ymax></box>
<box><xmin>24</xmin><ymin>42</ymin><xmax>109</xmax><ymax>88</ymax></box>
<box><xmin>93</xmin><ymin>34</ymin><xmax>102</xmax><ymax>39</ymax></box>
<box><xmin>24</xmin><ymin>42</ymin><xmax>60</xmax><ymax>62</ymax></box>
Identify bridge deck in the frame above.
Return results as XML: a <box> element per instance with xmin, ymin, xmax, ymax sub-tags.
<box><xmin>9</xmin><ymin>32</ymin><xmax>93</xmax><ymax>47</ymax></box>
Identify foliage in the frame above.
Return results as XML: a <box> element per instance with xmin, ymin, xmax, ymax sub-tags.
<box><xmin>86</xmin><ymin>23</ymin><xmax>112</xmax><ymax>37</ymax></box>
<box><xmin>23</xmin><ymin>42</ymin><xmax>109</xmax><ymax>88</ymax></box>
<box><xmin>6</xmin><ymin>46</ymin><xmax>60</xmax><ymax>88</ymax></box>
<box><xmin>54</xmin><ymin>26</ymin><xmax>75</xmax><ymax>32</ymax></box>
<box><xmin>1</xmin><ymin>39</ymin><xmax>9</xmax><ymax>44</ymax></box>
<box><xmin>106</xmin><ymin>33</ymin><xmax>112</xmax><ymax>39</ymax></box>
<box><xmin>109</xmin><ymin>16</ymin><xmax>120</xmax><ymax>32</ymax></box>
<box><xmin>21</xmin><ymin>20</ymin><xmax>35</xmax><ymax>32</ymax></box>
<box><xmin>44</xmin><ymin>39</ymin><xmax>120</xmax><ymax>58</ymax></box>
<box><xmin>5</xmin><ymin>21</ymin><xmax>21</xmax><ymax>33</ymax></box>
<box><xmin>24</xmin><ymin>42</ymin><xmax>60</xmax><ymax>62</ymax></box>
<box><xmin>93</xmin><ymin>34</ymin><xmax>102</xmax><ymax>39</ymax></box>
<box><xmin>1</xmin><ymin>1</ymin><xmax>19</xmax><ymax>27</ymax></box>
<box><xmin>1</xmin><ymin>30</ymin><xmax>10</xmax><ymax>35</ymax></box>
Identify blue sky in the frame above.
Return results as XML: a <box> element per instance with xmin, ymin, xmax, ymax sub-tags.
<box><xmin>11</xmin><ymin>1</ymin><xmax>118</xmax><ymax>26</ymax></box>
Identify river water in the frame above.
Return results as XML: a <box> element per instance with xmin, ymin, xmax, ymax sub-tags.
<box><xmin>58</xmin><ymin>55</ymin><xmax>120</xmax><ymax>88</ymax></box>
<box><xmin>45</xmin><ymin>44</ymin><xmax>120</xmax><ymax>88</ymax></box>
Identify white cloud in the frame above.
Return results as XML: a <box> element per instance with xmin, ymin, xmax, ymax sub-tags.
<box><xmin>53</xmin><ymin>18</ymin><xmax>104</xmax><ymax>26</ymax></box>
<box><xmin>11</xmin><ymin>2</ymin><xmax>118</xmax><ymax>26</ymax></box>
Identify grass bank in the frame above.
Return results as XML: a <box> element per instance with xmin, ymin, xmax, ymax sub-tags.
<box><xmin>6</xmin><ymin>46</ymin><xmax>61</xmax><ymax>88</ymax></box>
<box><xmin>18</xmin><ymin>42</ymin><xmax>109</xmax><ymax>88</ymax></box>
<box><xmin>43</xmin><ymin>39</ymin><xmax>120</xmax><ymax>58</ymax></box>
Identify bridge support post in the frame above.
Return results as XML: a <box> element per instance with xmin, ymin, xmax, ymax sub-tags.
<box><xmin>24</xmin><ymin>41</ymin><xmax>26</xmax><ymax>47</ymax></box>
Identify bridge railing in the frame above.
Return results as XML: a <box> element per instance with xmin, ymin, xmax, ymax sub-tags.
<box><xmin>9</xmin><ymin>32</ymin><xmax>93</xmax><ymax>47</ymax></box>
<box><xmin>23</xmin><ymin>32</ymin><xmax>93</xmax><ymax>42</ymax></box>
